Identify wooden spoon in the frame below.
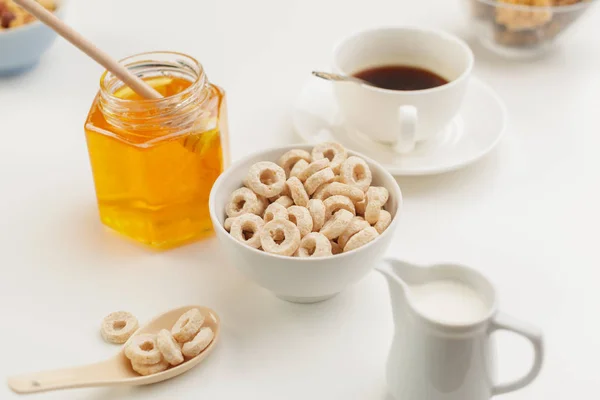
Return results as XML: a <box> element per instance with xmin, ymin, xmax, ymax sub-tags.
<box><xmin>7</xmin><ymin>305</ymin><xmax>220</xmax><ymax>394</ymax></box>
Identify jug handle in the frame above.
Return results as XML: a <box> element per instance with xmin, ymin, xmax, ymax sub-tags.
<box><xmin>490</xmin><ymin>312</ymin><xmax>544</xmax><ymax>396</ymax></box>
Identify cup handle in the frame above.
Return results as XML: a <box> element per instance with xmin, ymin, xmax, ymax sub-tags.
<box><xmin>490</xmin><ymin>312</ymin><xmax>544</xmax><ymax>396</ymax></box>
<box><xmin>393</xmin><ymin>105</ymin><xmax>418</xmax><ymax>154</ymax></box>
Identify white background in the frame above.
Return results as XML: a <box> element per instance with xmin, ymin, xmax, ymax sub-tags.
<box><xmin>1</xmin><ymin>0</ymin><xmax>599</xmax><ymax>399</ymax></box>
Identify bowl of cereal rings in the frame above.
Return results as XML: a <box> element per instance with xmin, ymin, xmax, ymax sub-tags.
<box><xmin>0</xmin><ymin>0</ymin><xmax>65</xmax><ymax>74</ymax></box>
<box><xmin>209</xmin><ymin>143</ymin><xmax>402</xmax><ymax>303</ymax></box>
<box><xmin>465</xmin><ymin>0</ymin><xmax>596</xmax><ymax>58</ymax></box>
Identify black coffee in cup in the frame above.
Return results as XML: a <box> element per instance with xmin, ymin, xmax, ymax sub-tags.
<box><xmin>353</xmin><ymin>65</ymin><xmax>448</xmax><ymax>91</ymax></box>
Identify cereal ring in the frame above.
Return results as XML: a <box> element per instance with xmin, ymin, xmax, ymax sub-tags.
<box><xmin>171</xmin><ymin>308</ymin><xmax>205</xmax><ymax>343</ymax></box>
<box><xmin>338</xmin><ymin>217</ymin><xmax>371</xmax><ymax>249</ymax></box>
<box><xmin>245</xmin><ymin>161</ymin><xmax>287</xmax><ymax>198</ymax></box>
<box><xmin>157</xmin><ymin>329</ymin><xmax>184</xmax><ymax>366</ymax></box>
<box><xmin>182</xmin><ymin>327</ymin><xmax>215</xmax><ymax>358</ymax></box>
<box><xmin>296</xmin><ymin>232</ymin><xmax>332</xmax><ymax>257</ymax></box>
<box><xmin>124</xmin><ymin>334</ymin><xmax>162</xmax><ymax>365</ymax></box>
<box><xmin>297</xmin><ymin>158</ymin><xmax>330</xmax><ymax>182</ymax></box>
<box><xmin>288</xmin><ymin>206</ymin><xmax>313</xmax><ymax>237</ymax></box>
<box><xmin>277</xmin><ymin>149</ymin><xmax>312</xmax><ymax>175</ymax></box>
<box><xmin>264</xmin><ymin>203</ymin><xmax>289</xmax><ymax>223</ymax></box>
<box><xmin>131</xmin><ymin>359</ymin><xmax>169</xmax><ymax>376</ymax></box>
<box><xmin>226</xmin><ymin>187</ymin><xmax>264</xmax><ymax>218</ymax></box>
<box><xmin>260</xmin><ymin>219</ymin><xmax>301</xmax><ymax>256</ymax></box>
<box><xmin>324</xmin><ymin>195</ymin><xmax>356</xmax><ymax>219</ymax></box>
<box><xmin>343</xmin><ymin>227</ymin><xmax>379</xmax><ymax>252</ymax></box>
<box><xmin>311</xmin><ymin>142</ymin><xmax>347</xmax><ymax>173</ymax></box>
<box><xmin>307</xmin><ymin>199</ymin><xmax>326</xmax><ymax>231</ymax></box>
<box><xmin>319</xmin><ymin>182</ymin><xmax>365</xmax><ymax>203</ymax></box>
<box><xmin>365</xmin><ymin>187</ymin><xmax>390</xmax><ymax>224</ymax></box>
<box><xmin>320</xmin><ymin>209</ymin><xmax>353</xmax><ymax>240</ymax></box>
<box><xmin>374</xmin><ymin>210</ymin><xmax>392</xmax><ymax>234</ymax></box>
<box><xmin>274</xmin><ymin>195</ymin><xmax>294</xmax><ymax>208</ymax></box>
<box><xmin>230</xmin><ymin>214</ymin><xmax>265</xmax><ymax>249</ymax></box>
<box><xmin>311</xmin><ymin>183</ymin><xmax>331</xmax><ymax>200</ymax></box>
<box><xmin>339</xmin><ymin>156</ymin><xmax>372</xmax><ymax>192</ymax></box>
<box><xmin>304</xmin><ymin>167</ymin><xmax>335</xmax><ymax>195</ymax></box>
<box><xmin>100</xmin><ymin>311</ymin><xmax>138</xmax><ymax>344</ymax></box>
<box><xmin>356</xmin><ymin>198</ymin><xmax>367</xmax><ymax>216</ymax></box>
<box><xmin>287</xmin><ymin>177</ymin><xmax>309</xmax><ymax>207</ymax></box>
<box><xmin>330</xmin><ymin>240</ymin><xmax>343</xmax><ymax>255</ymax></box>
<box><xmin>223</xmin><ymin>217</ymin><xmax>235</xmax><ymax>232</ymax></box>
<box><xmin>289</xmin><ymin>159</ymin><xmax>309</xmax><ymax>179</ymax></box>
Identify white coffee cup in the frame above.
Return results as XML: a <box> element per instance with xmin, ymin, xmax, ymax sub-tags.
<box><xmin>333</xmin><ymin>27</ymin><xmax>474</xmax><ymax>153</ymax></box>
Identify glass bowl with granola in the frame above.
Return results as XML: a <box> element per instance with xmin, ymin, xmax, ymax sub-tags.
<box><xmin>0</xmin><ymin>0</ymin><xmax>64</xmax><ymax>74</ymax></box>
<box><xmin>466</xmin><ymin>0</ymin><xmax>596</xmax><ymax>57</ymax></box>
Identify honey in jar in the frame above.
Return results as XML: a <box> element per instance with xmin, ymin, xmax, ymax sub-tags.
<box><xmin>84</xmin><ymin>52</ymin><xmax>229</xmax><ymax>249</ymax></box>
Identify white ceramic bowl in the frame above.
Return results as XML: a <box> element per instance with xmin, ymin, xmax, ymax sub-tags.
<box><xmin>209</xmin><ymin>144</ymin><xmax>403</xmax><ymax>303</ymax></box>
<box><xmin>0</xmin><ymin>0</ymin><xmax>66</xmax><ymax>74</ymax></box>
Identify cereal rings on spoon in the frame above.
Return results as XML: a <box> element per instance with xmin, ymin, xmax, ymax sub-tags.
<box><xmin>340</xmin><ymin>156</ymin><xmax>372</xmax><ymax>192</ymax></box>
<box><xmin>100</xmin><ymin>311</ymin><xmax>139</xmax><ymax>344</ymax></box>
<box><xmin>296</xmin><ymin>232</ymin><xmax>332</xmax><ymax>257</ymax></box>
<box><xmin>343</xmin><ymin>227</ymin><xmax>379</xmax><ymax>252</ymax></box>
<box><xmin>277</xmin><ymin>149</ymin><xmax>312</xmax><ymax>176</ymax></box>
<box><xmin>287</xmin><ymin>176</ymin><xmax>310</xmax><ymax>207</ymax></box>
<box><xmin>288</xmin><ymin>205</ymin><xmax>313</xmax><ymax>237</ymax></box>
<box><xmin>230</xmin><ymin>214</ymin><xmax>265</xmax><ymax>249</ymax></box>
<box><xmin>131</xmin><ymin>360</ymin><xmax>169</xmax><ymax>376</ymax></box>
<box><xmin>226</xmin><ymin>187</ymin><xmax>265</xmax><ymax>218</ymax></box>
<box><xmin>320</xmin><ymin>209</ymin><xmax>353</xmax><ymax>240</ymax></box>
<box><xmin>182</xmin><ymin>327</ymin><xmax>215</xmax><ymax>358</ymax></box>
<box><xmin>172</xmin><ymin>308</ymin><xmax>205</xmax><ymax>343</ymax></box>
<box><xmin>125</xmin><ymin>334</ymin><xmax>163</xmax><ymax>365</ymax></box>
<box><xmin>245</xmin><ymin>161</ymin><xmax>287</xmax><ymax>198</ymax></box>
<box><xmin>307</xmin><ymin>199</ymin><xmax>326</xmax><ymax>231</ymax></box>
<box><xmin>365</xmin><ymin>186</ymin><xmax>390</xmax><ymax>224</ymax></box>
<box><xmin>156</xmin><ymin>329</ymin><xmax>184</xmax><ymax>366</ymax></box>
<box><xmin>312</xmin><ymin>142</ymin><xmax>347</xmax><ymax>173</ymax></box>
<box><xmin>260</xmin><ymin>219</ymin><xmax>301</xmax><ymax>256</ymax></box>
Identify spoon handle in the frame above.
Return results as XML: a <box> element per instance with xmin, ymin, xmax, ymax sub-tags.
<box><xmin>311</xmin><ymin>71</ymin><xmax>366</xmax><ymax>85</ymax></box>
<box><xmin>7</xmin><ymin>359</ymin><xmax>124</xmax><ymax>394</ymax></box>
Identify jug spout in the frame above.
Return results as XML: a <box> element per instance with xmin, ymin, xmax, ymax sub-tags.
<box><xmin>375</xmin><ymin>259</ymin><xmax>411</xmax><ymax>320</ymax></box>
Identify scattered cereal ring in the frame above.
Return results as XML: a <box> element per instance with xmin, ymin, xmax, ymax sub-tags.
<box><xmin>260</xmin><ymin>219</ymin><xmax>301</xmax><ymax>256</ymax></box>
<box><xmin>264</xmin><ymin>203</ymin><xmax>289</xmax><ymax>223</ymax></box>
<box><xmin>288</xmin><ymin>206</ymin><xmax>313</xmax><ymax>237</ymax></box>
<box><xmin>307</xmin><ymin>199</ymin><xmax>326</xmax><ymax>231</ymax></box>
<box><xmin>365</xmin><ymin>187</ymin><xmax>390</xmax><ymax>224</ymax></box>
<box><xmin>131</xmin><ymin>359</ymin><xmax>169</xmax><ymax>376</ymax></box>
<box><xmin>304</xmin><ymin>167</ymin><xmax>335</xmax><ymax>195</ymax></box>
<box><xmin>374</xmin><ymin>210</ymin><xmax>392</xmax><ymax>234</ymax></box>
<box><xmin>245</xmin><ymin>161</ymin><xmax>287</xmax><ymax>198</ymax></box>
<box><xmin>274</xmin><ymin>195</ymin><xmax>294</xmax><ymax>208</ymax></box>
<box><xmin>230</xmin><ymin>214</ymin><xmax>265</xmax><ymax>249</ymax></box>
<box><xmin>343</xmin><ymin>227</ymin><xmax>379</xmax><ymax>252</ymax></box>
<box><xmin>297</xmin><ymin>158</ymin><xmax>330</xmax><ymax>182</ymax></box>
<box><xmin>100</xmin><ymin>311</ymin><xmax>139</xmax><ymax>344</ymax></box>
<box><xmin>182</xmin><ymin>327</ymin><xmax>215</xmax><ymax>358</ymax></box>
<box><xmin>320</xmin><ymin>209</ymin><xmax>353</xmax><ymax>240</ymax></box>
<box><xmin>339</xmin><ymin>156</ymin><xmax>372</xmax><ymax>192</ymax></box>
<box><xmin>319</xmin><ymin>182</ymin><xmax>365</xmax><ymax>203</ymax></box>
<box><xmin>312</xmin><ymin>142</ymin><xmax>347</xmax><ymax>173</ymax></box>
<box><xmin>311</xmin><ymin>183</ymin><xmax>331</xmax><ymax>200</ymax></box>
<box><xmin>277</xmin><ymin>149</ymin><xmax>312</xmax><ymax>175</ymax></box>
<box><xmin>124</xmin><ymin>334</ymin><xmax>162</xmax><ymax>365</ymax></box>
<box><xmin>330</xmin><ymin>240</ymin><xmax>343</xmax><ymax>255</ymax></box>
<box><xmin>287</xmin><ymin>177</ymin><xmax>309</xmax><ymax>207</ymax></box>
<box><xmin>324</xmin><ymin>195</ymin><xmax>356</xmax><ymax>219</ymax></box>
<box><xmin>156</xmin><ymin>329</ymin><xmax>184</xmax><ymax>366</ymax></box>
<box><xmin>296</xmin><ymin>232</ymin><xmax>332</xmax><ymax>257</ymax></box>
<box><xmin>356</xmin><ymin>198</ymin><xmax>366</xmax><ymax>216</ymax></box>
<box><xmin>223</xmin><ymin>217</ymin><xmax>235</xmax><ymax>232</ymax></box>
<box><xmin>338</xmin><ymin>217</ymin><xmax>371</xmax><ymax>249</ymax></box>
<box><xmin>226</xmin><ymin>187</ymin><xmax>264</xmax><ymax>218</ymax></box>
<box><xmin>171</xmin><ymin>308</ymin><xmax>205</xmax><ymax>343</ymax></box>
<box><xmin>289</xmin><ymin>159</ymin><xmax>309</xmax><ymax>179</ymax></box>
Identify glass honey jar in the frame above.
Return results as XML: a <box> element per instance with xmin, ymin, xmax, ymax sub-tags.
<box><xmin>84</xmin><ymin>51</ymin><xmax>229</xmax><ymax>249</ymax></box>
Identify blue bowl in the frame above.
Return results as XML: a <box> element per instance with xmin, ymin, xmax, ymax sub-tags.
<box><xmin>0</xmin><ymin>1</ymin><xmax>66</xmax><ymax>75</ymax></box>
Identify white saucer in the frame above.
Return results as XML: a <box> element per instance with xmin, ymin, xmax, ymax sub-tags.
<box><xmin>292</xmin><ymin>77</ymin><xmax>507</xmax><ymax>176</ymax></box>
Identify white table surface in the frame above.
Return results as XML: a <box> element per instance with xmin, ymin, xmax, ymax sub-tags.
<box><xmin>1</xmin><ymin>0</ymin><xmax>599</xmax><ymax>399</ymax></box>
